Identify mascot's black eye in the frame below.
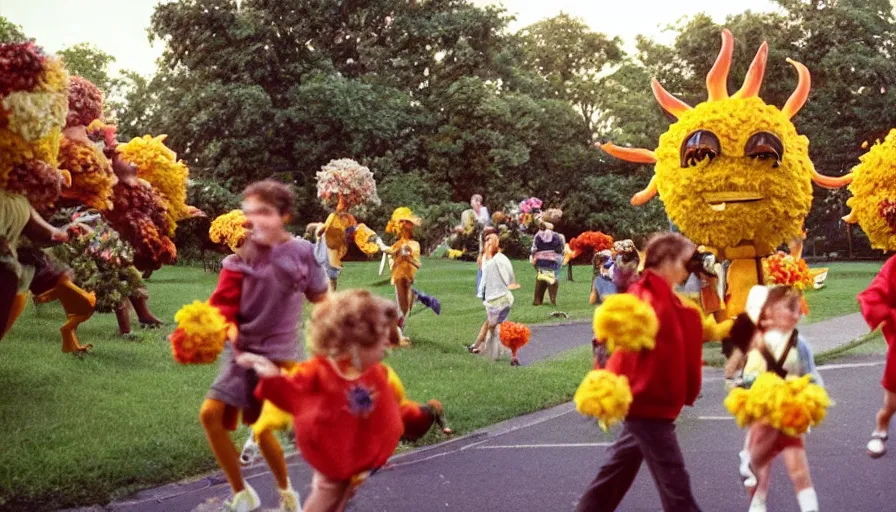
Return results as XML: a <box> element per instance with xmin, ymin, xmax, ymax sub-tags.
<box><xmin>745</xmin><ymin>132</ymin><xmax>784</xmax><ymax>168</ymax></box>
<box><xmin>680</xmin><ymin>130</ymin><xmax>721</xmax><ymax>168</ymax></box>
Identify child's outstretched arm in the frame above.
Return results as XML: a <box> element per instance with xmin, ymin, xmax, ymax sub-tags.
<box><xmin>236</xmin><ymin>352</ymin><xmax>281</xmax><ymax>378</ymax></box>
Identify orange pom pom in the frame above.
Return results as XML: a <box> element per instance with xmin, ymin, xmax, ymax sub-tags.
<box><xmin>499</xmin><ymin>321</ymin><xmax>531</xmax><ymax>359</ymax></box>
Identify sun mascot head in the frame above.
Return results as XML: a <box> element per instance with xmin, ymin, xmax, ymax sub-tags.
<box><xmin>844</xmin><ymin>129</ymin><xmax>896</xmax><ymax>252</ymax></box>
<box><xmin>602</xmin><ymin>30</ymin><xmax>851</xmax><ymax>253</ymax></box>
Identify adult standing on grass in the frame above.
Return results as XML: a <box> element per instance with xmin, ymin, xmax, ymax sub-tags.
<box><xmin>576</xmin><ymin>232</ymin><xmax>703</xmax><ymax>512</ymax></box>
<box><xmin>199</xmin><ymin>180</ymin><xmax>329</xmax><ymax>512</ymax></box>
<box><xmin>530</xmin><ymin>221</ymin><xmax>564</xmax><ymax>306</ymax></box>
<box><xmin>466</xmin><ymin>194</ymin><xmax>491</xmax><ymax>293</ymax></box>
<box><xmin>468</xmin><ymin>233</ymin><xmax>519</xmax><ymax>358</ymax></box>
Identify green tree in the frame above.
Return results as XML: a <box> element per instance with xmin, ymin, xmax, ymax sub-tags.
<box><xmin>517</xmin><ymin>14</ymin><xmax>624</xmax><ymax>134</ymax></box>
<box><xmin>0</xmin><ymin>16</ymin><xmax>27</xmax><ymax>43</ymax></box>
<box><xmin>57</xmin><ymin>42</ymin><xmax>118</xmax><ymax>94</ymax></box>
<box><xmin>112</xmin><ymin>70</ymin><xmax>155</xmax><ymax>141</ymax></box>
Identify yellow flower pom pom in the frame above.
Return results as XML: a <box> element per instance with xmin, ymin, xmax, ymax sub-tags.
<box><xmin>447</xmin><ymin>249</ymin><xmax>463</xmax><ymax>260</ymax></box>
<box><xmin>209</xmin><ymin>209</ymin><xmax>248</xmax><ymax>252</ymax></box>
<box><xmin>170</xmin><ymin>300</ymin><xmax>228</xmax><ymax>364</ymax></box>
<box><xmin>593</xmin><ymin>294</ymin><xmax>658</xmax><ymax>353</ymax></box>
<box><xmin>574</xmin><ymin>370</ymin><xmax>633</xmax><ymax>430</ymax></box>
<box><xmin>724</xmin><ymin>373</ymin><xmax>830</xmax><ymax>436</ymax></box>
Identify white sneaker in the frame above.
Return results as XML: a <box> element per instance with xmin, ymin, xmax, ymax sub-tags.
<box><xmin>278</xmin><ymin>486</ymin><xmax>301</xmax><ymax>512</ymax></box>
<box><xmin>867</xmin><ymin>431</ymin><xmax>888</xmax><ymax>459</ymax></box>
<box><xmin>240</xmin><ymin>433</ymin><xmax>260</xmax><ymax>466</ymax></box>
<box><xmin>739</xmin><ymin>450</ymin><xmax>756</xmax><ymax>488</ymax></box>
<box><xmin>749</xmin><ymin>494</ymin><xmax>767</xmax><ymax>512</ymax></box>
<box><xmin>224</xmin><ymin>483</ymin><xmax>261</xmax><ymax>512</ymax></box>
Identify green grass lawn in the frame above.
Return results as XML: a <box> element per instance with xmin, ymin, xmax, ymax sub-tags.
<box><xmin>802</xmin><ymin>261</ymin><xmax>885</xmax><ymax>323</ymax></box>
<box><xmin>0</xmin><ymin>258</ymin><xmax>596</xmax><ymax>511</ymax></box>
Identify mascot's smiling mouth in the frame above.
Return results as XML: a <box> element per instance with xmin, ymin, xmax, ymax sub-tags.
<box><xmin>704</xmin><ymin>192</ymin><xmax>764</xmax><ymax>212</ymax></box>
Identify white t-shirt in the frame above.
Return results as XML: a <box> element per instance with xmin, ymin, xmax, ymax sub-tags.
<box><xmin>478</xmin><ymin>252</ymin><xmax>515</xmax><ymax>301</ymax></box>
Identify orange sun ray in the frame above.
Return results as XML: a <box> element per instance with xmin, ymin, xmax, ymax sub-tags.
<box><xmin>732</xmin><ymin>41</ymin><xmax>768</xmax><ymax>99</ymax></box>
<box><xmin>842</xmin><ymin>209</ymin><xmax>858</xmax><ymax>223</ymax></box>
<box><xmin>631</xmin><ymin>176</ymin><xmax>658</xmax><ymax>206</ymax></box>
<box><xmin>599</xmin><ymin>142</ymin><xmax>657</xmax><ymax>164</ymax></box>
<box><xmin>782</xmin><ymin>58</ymin><xmax>811</xmax><ymax>119</ymax></box>
<box><xmin>706</xmin><ymin>29</ymin><xmax>734</xmax><ymax>101</ymax></box>
<box><xmin>811</xmin><ymin>168</ymin><xmax>853</xmax><ymax>189</ymax></box>
<box><xmin>651</xmin><ymin>78</ymin><xmax>692</xmax><ymax>118</ymax></box>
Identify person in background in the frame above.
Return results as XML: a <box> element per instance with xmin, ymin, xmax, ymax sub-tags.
<box><xmin>530</xmin><ymin>221</ymin><xmax>564</xmax><ymax>306</ymax></box>
<box><xmin>468</xmin><ymin>194</ymin><xmax>491</xmax><ymax>293</ymax></box>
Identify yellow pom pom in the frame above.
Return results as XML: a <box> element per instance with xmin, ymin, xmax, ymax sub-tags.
<box><xmin>574</xmin><ymin>370</ymin><xmax>633</xmax><ymax>431</ymax></box>
<box><xmin>725</xmin><ymin>373</ymin><xmax>830</xmax><ymax>436</ymax></box>
<box><xmin>170</xmin><ymin>300</ymin><xmax>228</xmax><ymax>364</ymax></box>
<box><xmin>593</xmin><ymin>294</ymin><xmax>658</xmax><ymax>353</ymax></box>
<box><xmin>209</xmin><ymin>209</ymin><xmax>248</xmax><ymax>252</ymax></box>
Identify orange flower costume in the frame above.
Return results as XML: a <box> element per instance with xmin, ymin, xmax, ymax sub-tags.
<box><xmin>380</xmin><ymin>207</ymin><xmax>441</xmax><ymax>346</ymax></box>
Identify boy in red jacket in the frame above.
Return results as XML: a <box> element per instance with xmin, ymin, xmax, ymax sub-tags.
<box><xmin>577</xmin><ymin>232</ymin><xmax>703</xmax><ymax>512</ymax></box>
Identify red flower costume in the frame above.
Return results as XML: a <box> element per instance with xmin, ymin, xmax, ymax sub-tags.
<box><xmin>858</xmin><ymin>255</ymin><xmax>896</xmax><ymax>393</ymax></box>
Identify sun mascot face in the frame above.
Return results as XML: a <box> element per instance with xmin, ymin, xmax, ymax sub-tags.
<box><xmin>602</xmin><ymin>30</ymin><xmax>851</xmax><ymax>253</ymax></box>
<box><xmin>845</xmin><ymin>129</ymin><xmax>896</xmax><ymax>252</ymax></box>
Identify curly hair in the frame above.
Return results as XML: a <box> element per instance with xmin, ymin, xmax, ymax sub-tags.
<box><xmin>308</xmin><ymin>289</ymin><xmax>399</xmax><ymax>357</ymax></box>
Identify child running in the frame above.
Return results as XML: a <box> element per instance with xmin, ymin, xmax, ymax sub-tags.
<box><xmin>738</xmin><ymin>285</ymin><xmax>822</xmax><ymax>512</ymax></box>
<box><xmin>468</xmin><ymin>232</ymin><xmax>519</xmax><ymax>359</ymax></box>
<box><xmin>238</xmin><ymin>289</ymin><xmax>448</xmax><ymax>512</ymax></box>
<box><xmin>201</xmin><ymin>180</ymin><xmax>329</xmax><ymax>512</ymax></box>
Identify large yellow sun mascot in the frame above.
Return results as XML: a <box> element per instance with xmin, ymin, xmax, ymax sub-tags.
<box><xmin>602</xmin><ymin>30</ymin><xmax>852</xmax><ymax>318</ymax></box>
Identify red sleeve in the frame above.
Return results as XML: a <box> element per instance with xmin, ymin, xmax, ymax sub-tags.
<box><xmin>858</xmin><ymin>256</ymin><xmax>896</xmax><ymax>332</ymax></box>
<box><xmin>254</xmin><ymin>362</ymin><xmax>315</xmax><ymax>415</ymax></box>
<box><xmin>209</xmin><ymin>268</ymin><xmax>242</xmax><ymax>324</ymax></box>
<box><xmin>684</xmin><ymin>309</ymin><xmax>704</xmax><ymax>406</ymax></box>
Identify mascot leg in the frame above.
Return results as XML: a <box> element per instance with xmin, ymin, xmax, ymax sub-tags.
<box><xmin>130</xmin><ymin>294</ymin><xmax>163</xmax><ymax>328</ymax></box>
<box><xmin>1</xmin><ymin>289</ymin><xmax>27</xmax><ymax>340</ymax></box>
<box><xmin>533</xmin><ymin>279</ymin><xmax>547</xmax><ymax>306</ymax></box>
<box><xmin>115</xmin><ymin>302</ymin><xmax>132</xmax><ymax>335</ymax></box>
<box><xmin>37</xmin><ymin>275</ymin><xmax>95</xmax><ymax>353</ymax></box>
<box><xmin>548</xmin><ymin>282</ymin><xmax>559</xmax><ymax>306</ymax></box>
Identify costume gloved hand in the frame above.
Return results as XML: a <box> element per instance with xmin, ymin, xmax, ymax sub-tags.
<box><xmin>376</xmin><ymin>237</ymin><xmax>389</xmax><ymax>251</ymax></box>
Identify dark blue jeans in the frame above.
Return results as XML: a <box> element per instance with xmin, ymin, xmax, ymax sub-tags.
<box><xmin>576</xmin><ymin>418</ymin><xmax>701</xmax><ymax>512</ymax></box>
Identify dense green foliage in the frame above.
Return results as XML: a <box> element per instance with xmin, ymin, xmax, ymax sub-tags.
<box><xmin>5</xmin><ymin>0</ymin><xmax>896</xmax><ymax>257</ymax></box>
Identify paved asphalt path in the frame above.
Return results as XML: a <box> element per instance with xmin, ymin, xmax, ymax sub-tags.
<box><xmin>87</xmin><ymin>351</ymin><xmax>893</xmax><ymax>512</ymax></box>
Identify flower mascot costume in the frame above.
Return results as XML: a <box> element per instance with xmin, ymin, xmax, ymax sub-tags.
<box><xmin>529</xmin><ymin>208</ymin><xmax>567</xmax><ymax>306</ymax></box>
<box><xmin>47</xmin><ymin>78</ymin><xmax>179</xmax><ymax>336</ymax></box>
<box><xmin>314</xmin><ymin>158</ymin><xmax>382</xmax><ymax>290</ymax></box>
<box><xmin>842</xmin><ymin>129</ymin><xmax>896</xmax><ymax>459</ymax></box>
<box><xmin>600</xmin><ymin>29</ymin><xmax>852</xmax><ymax>321</ymax></box>
<box><xmin>0</xmin><ymin>41</ymin><xmax>75</xmax><ymax>344</ymax></box>
<box><xmin>379</xmin><ymin>207</ymin><xmax>441</xmax><ymax>347</ymax></box>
